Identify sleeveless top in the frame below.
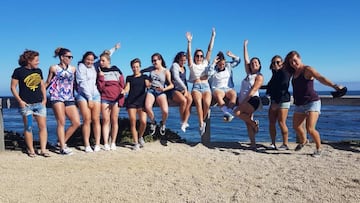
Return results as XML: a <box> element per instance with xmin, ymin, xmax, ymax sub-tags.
<box><xmin>292</xmin><ymin>72</ymin><xmax>319</xmax><ymax>105</ymax></box>
<box><xmin>238</xmin><ymin>73</ymin><xmax>260</xmax><ymax>103</ymax></box>
<box><xmin>150</xmin><ymin>68</ymin><xmax>167</xmax><ymax>89</ymax></box>
<box><xmin>49</xmin><ymin>64</ymin><xmax>75</xmax><ymax>101</ymax></box>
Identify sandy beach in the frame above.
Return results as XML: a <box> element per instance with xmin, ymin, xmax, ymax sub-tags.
<box><xmin>0</xmin><ymin>140</ymin><xmax>359</xmax><ymax>203</ymax></box>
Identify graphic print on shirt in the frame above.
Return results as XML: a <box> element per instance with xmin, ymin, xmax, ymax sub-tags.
<box><xmin>24</xmin><ymin>72</ymin><xmax>42</xmax><ymax>91</ymax></box>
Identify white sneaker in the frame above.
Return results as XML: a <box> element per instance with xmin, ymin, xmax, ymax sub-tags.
<box><xmin>223</xmin><ymin>112</ymin><xmax>234</xmax><ymax>122</ymax></box>
<box><xmin>159</xmin><ymin>122</ymin><xmax>166</xmax><ymax>136</ymax></box>
<box><xmin>199</xmin><ymin>122</ymin><xmax>206</xmax><ymax>136</ymax></box>
<box><xmin>110</xmin><ymin>143</ymin><xmax>117</xmax><ymax>150</ymax></box>
<box><xmin>267</xmin><ymin>144</ymin><xmax>277</xmax><ymax>150</ymax></box>
<box><xmin>94</xmin><ymin>145</ymin><xmax>101</xmax><ymax>152</ymax></box>
<box><xmin>139</xmin><ymin>137</ymin><xmax>145</xmax><ymax>148</ymax></box>
<box><xmin>149</xmin><ymin>121</ymin><xmax>157</xmax><ymax>136</ymax></box>
<box><xmin>60</xmin><ymin>147</ymin><xmax>73</xmax><ymax>155</ymax></box>
<box><xmin>312</xmin><ymin>149</ymin><xmax>322</xmax><ymax>158</ymax></box>
<box><xmin>132</xmin><ymin>143</ymin><xmax>140</xmax><ymax>151</ymax></box>
<box><xmin>85</xmin><ymin>146</ymin><xmax>93</xmax><ymax>153</ymax></box>
<box><xmin>103</xmin><ymin>144</ymin><xmax>110</xmax><ymax>151</ymax></box>
<box><xmin>181</xmin><ymin>122</ymin><xmax>189</xmax><ymax>132</ymax></box>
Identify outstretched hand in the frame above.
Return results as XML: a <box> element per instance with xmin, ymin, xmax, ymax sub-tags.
<box><xmin>244</xmin><ymin>40</ymin><xmax>248</xmax><ymax>46</ymax></box>
<box><xmin>227</xmin><ymin>51</ymin><xmax>235</xmax><ymax>58</ymax></box>
<box><xmin>186</xmin><ymin>32</ymin><xmax>192</xmax><ymax>42</ymax></box>
<box><xmin>115</xmin><ymin>43</ymin><xmax>121</xmax><ymax>49</ymax></box>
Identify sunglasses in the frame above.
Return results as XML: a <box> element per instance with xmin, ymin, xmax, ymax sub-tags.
<box><xmin>273</xmin><ymin>60</ymin><xmax>281</xmax><ymax>65</ymax></box>
<box><xmin>152</xmin><ymin>59</ymin><xmax>159</xmax><ymax>63</ymax></box>
<box><xmin>64</xmin><ymin>55</ymin><xmax>73</xmax><ymax>59</ymax></box>
<box><xmin>195</xmin><ymin>54</ymin><xmax>203</xmax><ymax>58</ymax></box>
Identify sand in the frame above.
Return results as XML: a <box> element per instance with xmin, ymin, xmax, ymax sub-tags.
<box><xmin>0</xmin><ymin>141</ymin><xmax>359</xmax><ymax>203</ymax></box>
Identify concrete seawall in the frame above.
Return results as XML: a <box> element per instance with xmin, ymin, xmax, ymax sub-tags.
<box><xmin>1</xmin><ymin>96</ymin><xmax>360</xmax><ymax>108</ymax></box>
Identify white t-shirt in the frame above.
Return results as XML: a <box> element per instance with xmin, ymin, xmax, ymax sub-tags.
<box><xmin>188</xmin><ymin>59</ymin><xmax>209</xmax><ymax>83</ymax></box>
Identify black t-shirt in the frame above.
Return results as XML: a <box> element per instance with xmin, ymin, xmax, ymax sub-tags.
<box><xmin>11</xmin><ymin>66</ymin><xmax>44</xmax><ymax>104</ymax></box>
<box><xmin>125</xmin><ymin>74</ymin><xmax>149</xmax><ymax>108</ymax></box>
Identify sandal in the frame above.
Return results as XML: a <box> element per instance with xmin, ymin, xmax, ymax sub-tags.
<box><xmin>39</xmin><ymin>152</ymin><xmax>51</xmax><ymax>158</ymax></box>
<box><xmin>27</xmin><ymin>151</ymin><xmax>36</xmax><ymax>158</ymax></box>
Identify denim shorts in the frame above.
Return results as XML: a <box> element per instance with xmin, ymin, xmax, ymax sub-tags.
<box><xmin>147</xmin><ymin>88</ymin><xmax>166</xmax><ymax>98</ymax></box>
<box><xmin>76</xmin><ymin>93</ymin><xmax>101</xmax><ymax>103</ymax></box>
<box><xmin>294</xmin><ymin>100</ymin><xmax>321</xmax><ymax>114</ymax></box>
<box><xmin>51</xmin><ymin>100</ymin><xmax>76</xmax><ymax>106</ymax></box>
<box><xmin>192</xmin><ymin>82</ymin><xmax>210</xmax><ymax>93</ymax></box>
<box><xmin>101</xmin><ymin>99</ymin><xmax>118</xmax><ymax>105</ymax></box>
<box><xmin>271</xmin><ymin>100</ymin><xmax>291</xmax><ymax>109</ymax></box>
<box><xmin>19</xmin><ymin>102</ymin><xmax>47</xmax><ymax>117</ymax></box>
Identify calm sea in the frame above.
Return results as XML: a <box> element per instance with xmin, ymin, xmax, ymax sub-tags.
<box><xmin>2</xmin><ymin>91</ymin><xmax>360</xmax><ymax>144</ymax></box>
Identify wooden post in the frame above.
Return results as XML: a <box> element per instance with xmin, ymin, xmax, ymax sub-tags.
<box><xmin>0</xmin><ymin>98</ymin><xmax>5</xmax><ymax>151</ymax></box>
<box><xmin>201</xmin><ymin>109</ymin><xmax>211</xmax><ymax>145</ymax></box>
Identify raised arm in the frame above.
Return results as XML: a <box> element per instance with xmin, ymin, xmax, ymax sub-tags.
<box><xmin>108</xmin><ymin>43</ymin><xmax>120</xmax><ymax>56</ymax></box>
<box><xmin>205</xmin><ymin>28</ymin><xmax>216</xmax><ymax>62</ymax></box>
<box><xmin>186</xmin><ymin>32</ymin><xmax>193</xmax><ymax>67</ymax></box>
<box><xmin>207</xmin><ymin>56</ymin><xmax>219</xmax><ymax>77</ymax></box>
<box><xmin>226</xmin><ymin>51</ymin><xmax>241</xmax><ymax>68</ymax></box>
<box><xmin>94</xmin><ymin>43</ymin><xmax>120</xmax><ymax>69</ymax></box>
<box><xmin>243</xmin><ymin>40</ymin><xmax>251</xmax><ymax>74</ymax></box>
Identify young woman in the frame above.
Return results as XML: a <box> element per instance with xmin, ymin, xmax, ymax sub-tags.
<box><xmin>123</xmin><ymin>58</ymin><xmax>151</xmax><ymax>150</ymax></box>
<box><xmin>186</xmin><ymin>28</ymin><xmax>215</xmax><ymax>136</ymax></box>
<box><xmin>142</xmin><ymin>53</ymin><xmax>174</xmax><ymax>137</ymax></box>
<box><xmin>11</xmin><ymin>50</ymin><xmax>50</xmax><ymax>157</ymax></box>
<box><xmin>284</xmin><ymin>50</ymin><xmax>345</xmax><ymax>157</ymax></box>
<box><xmin>76</xmin><ymin>43</ymin><xmax>120</xmax><ymax>153</ymax></box>
<box><xmin>97</xmin><ymin>50</ymin><xmax>125</xmax><ymax>151</ymax></box>
<box><xmin>265</xmin><ymin>55</ymin><xmax>291</xmax><ymax>150</ymax></box>
<box><xmin>170</xmin><ymin>51</ymin><xmax>193</xmax><ymax>132</ymax></box>
<box><xmin>46</xmin><ymin>47</ymin><xmax>80</xmax><ymax>155</ymax></box>
<box><xmin>233</xmin><ymin>40</ymin><xmax>264</xmax><ymax>150</ymax></box>
<box><xmin>207</xmin><ymin>51</ymin><xmax>240</xmax><ymax>122</ymax></box>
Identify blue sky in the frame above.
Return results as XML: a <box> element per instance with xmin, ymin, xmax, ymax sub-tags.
<box><xmin>1</xmin><ymin>0</ymin><xmax>359</xmax><ymax>96</ymax></box>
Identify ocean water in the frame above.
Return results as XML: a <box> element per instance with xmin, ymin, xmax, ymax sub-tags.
<box><xmin>3</xmin><ymin>103</ymin><xmax>360</xmax><ymax>144</ymax></box>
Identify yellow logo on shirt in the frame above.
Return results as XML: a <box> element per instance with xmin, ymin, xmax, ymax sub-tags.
<box><xmin>24</xmin><ymin>73</ymin><xmax>41</xmax><ymax>91</ymax></box>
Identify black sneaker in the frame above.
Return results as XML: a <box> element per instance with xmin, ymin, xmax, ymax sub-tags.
<box><xmin>294</xmin><ymin>143</ymin><xmax>305</xmax><ymax>151</ymax></box>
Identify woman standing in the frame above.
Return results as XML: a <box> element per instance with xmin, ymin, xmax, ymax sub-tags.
<box><xmin>97</xmin><ymin>50</ymin><xmax>125</xmax><ymax>151</ymax></box>
<box><xmin>11</xmin><ymin>50</ymin><xmax>50</xmax><ymax>157</ymax></box>
<box><xmin>284</xmin><ymin>50</ymin><xmax>345</xmax><ymax>157</ymax></box>
<box><xmin>76</xmin><ymin>43</ymin><xmax>120</xmax><ymax>153</ymax></box>
<box><xmin>46</xmin><ymin>47</ymin><xmax>80</xmax><ymax>155</ymax></box>
<box><xmin>265</xmin><ymin>55</ymin><xmax>291</xmax><ymax>150</ymax></box>
<box><xmin>186</xmin><ymin>28</ymin><xmax>215</xmax><ymax>136</ymax></box>
<box><xmin>123</xmin><ymin>58</ymin><xmax>151</xmax><ymax>150</ymax></box>
<box><xmin>143</xmin><ymin>53</ymin><xmax>174</xmax><ymax>137</ymax></box>
<box><xmin>234</xmin><ymin>40</ymin><xmax>264</xmax><ymax>150</ymax></box>
<box><xmin>170</xmin><ymin>51</ymin><xmax>193</xmax><ymax>132</ymax></box>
